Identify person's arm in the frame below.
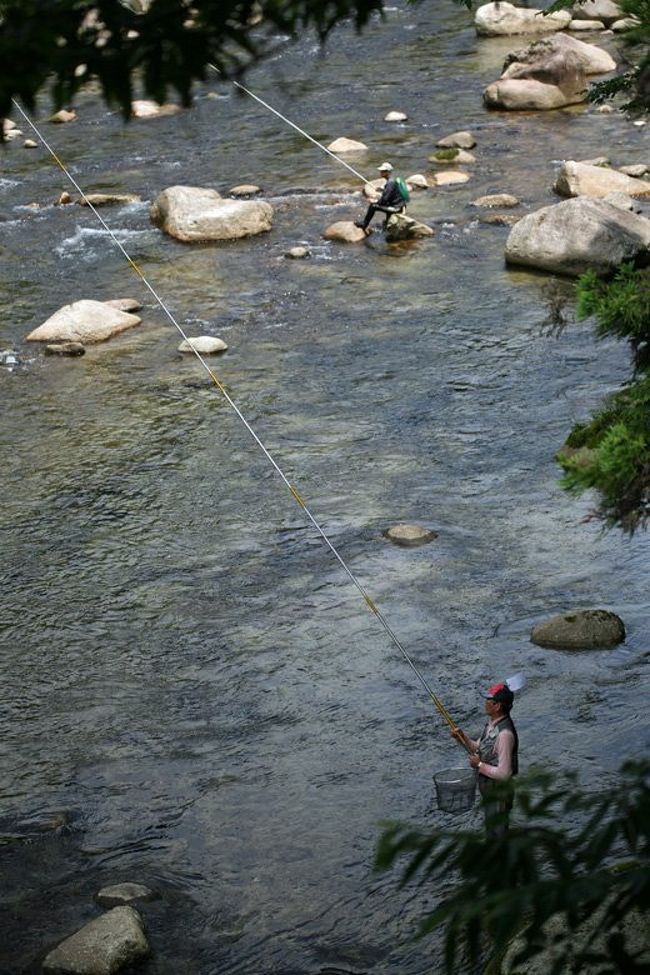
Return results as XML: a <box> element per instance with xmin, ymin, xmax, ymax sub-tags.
<box><xmin>477</xmin><ymin>729</ymin><xmax>514</xmax><ymax>780</ymax></box>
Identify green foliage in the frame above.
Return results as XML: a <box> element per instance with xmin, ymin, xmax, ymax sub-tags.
<box><xmin>576</xmin><ymin>266</ymin><xmax>650</xmax><ymax>356</ymax></box>
<box><xmin>559</xmin><ymin>375</ymin><xmax>650</xmax><ymax>532</ymax></box>
<box><xmin>375</xmin><ymin>761</ymin><xmax>650</xmax><ymax>975</ymax></box>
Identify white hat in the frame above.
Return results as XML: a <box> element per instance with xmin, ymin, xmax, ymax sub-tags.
<box><xmin>378</xmin><ymin>161</ymin><xmax>393</xmax><ymax>172</ymax></box>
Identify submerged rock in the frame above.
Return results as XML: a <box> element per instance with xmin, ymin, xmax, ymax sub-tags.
<box><xmin>504</xmin><ymin>197</ymin><xmax>650</xmax><ymax>276</ymax></box>
<box><xmin>43</xmin><ymin>906</ymin><xmax>150</xmax><ymax>975</ymax></box>
<box><xmin>384</xmin><ymin>524</ymin><xmax>438</xmax><ymax>547</ymax></box>
<box><xmin>26</xmin><ymin>300</ymin><xmax>142</xmax><ymax>344</ymax></box>
<box><xmin>285</xmin><ymin>246</ymin><xmax>311</xmax><ymax>259</ymax></box>
<box><xmin>150</xmin><ymin>186</ymin><xmax>273</xmax><ymax>242</ymax></box>
<box><xmin>531</xmin><ymin>609</ymin><xmax>625</xmax><ymax>650</ymax></box>
<box><xmin>384</xmin><ymin>213</ymin><xmax>434</xmax><ymax>241</ymax></box>
<box><xmin>96</xmin><ymin>883</ymin><xmax>155</xmax><ymax>908</ymax></box>
<box><xmin>472</xmin><ymin>193</ymin><xmax>520</xmax><ymax>208</ymax></box>
<box><xmin>429</xmin><ymin>148</ymin><xmax>476</xmax><ymax>164</ymax></box>
<box><xmin>44</xmin><ymin>342</ymin><xmax>86</xmax><ymax>357</ymax></box>
<box><xmin>79</xmin><ymin>194</ymin><xmax>141</xmax><ymax>207</ymax></box>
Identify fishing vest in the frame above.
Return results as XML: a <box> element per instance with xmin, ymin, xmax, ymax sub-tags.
<box><xmin>478</xmin><ymin>715</ymin><xmax>519</xmax><ymax>776</ymax></box>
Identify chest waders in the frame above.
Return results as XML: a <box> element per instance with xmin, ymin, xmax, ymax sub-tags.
<box><xmin>477</xmin><ymin>715</ymin><xmax>519</xmax><ymax>815</ymax></box>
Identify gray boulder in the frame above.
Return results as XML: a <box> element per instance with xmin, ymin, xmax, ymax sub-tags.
<box><xmin>436</xmin><ymin>130</ymin><xmax>477</xmax><ymax>149</ymax></box>
<box><xmin>384</xmin><ymin>524</ymin><xmax>438</xmax><ymax>547</ymax></box>
<box><xmin>554</xmin><ymin>160</ymin><xmax>650</xmax><ymax>198</ymax></box>
<box><xmin>504</xmin><ymin>197</ymin><xmax>650</xmax><ymax>275</ymax></box>
<box><xmin>26</xmin><ymin>300</ymin><xmax>141</xmax><ymax>344</ymax></box>
<box><xmin>571</xmin><ymin>0</ymin><xmax>623</xmax><ymax>27</ymax></box>
<box><xmin>43</xmin><ymin>906</ymin><xmax>150</xmax><ymax>975</ymax></box>
<box><xmin>384</xmin><ymin>213</ymin><xmax>434</xmax><ymax>241</ymax></box>
<box><xmin>150</xmin><ymin>186</ymin><xmax>273</xmax><ymax>242</ymax></box>
<box><xmin>501</xmin><ymin>32</ymin><xmax>616</xmax><ymax>75</ymax></box>
<box><xmin>475</xmin><ymin>1</ymin><xmax>571</xmax><ymax>35</ymax></box>
<box><xmin>531</xmin><ymin>609</ymin><xmax>625</xmax><ymax>650</ymax></box>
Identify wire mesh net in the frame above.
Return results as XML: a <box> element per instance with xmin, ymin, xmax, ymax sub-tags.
<box><xmin>433</xmin><ymin>767</ymin><xmax>477</xmax><ymax>814</ymax></box>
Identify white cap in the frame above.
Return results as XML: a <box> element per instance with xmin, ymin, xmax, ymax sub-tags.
<box><xmin>378</xmin><ymin>161</ymin><xmax>393</xmax><ymax>172</ymax></box>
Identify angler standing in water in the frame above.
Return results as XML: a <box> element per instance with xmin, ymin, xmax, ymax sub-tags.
<box><xmin>458</xmin><ymin>680</ymin><xmax>519</xmax><ymax>835</ymax></box>
<box><xmin>354</xmin><ymin>162</ymin><xmax>408</xmax><ymax>233</ymax></box>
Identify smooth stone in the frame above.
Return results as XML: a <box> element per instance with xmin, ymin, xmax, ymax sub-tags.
<box><xmin>79</xmin><ymin>194</ymin><xmax>141</xmax><ymax>206</ymax></box>
<box><xmin>603</xmin><ymin>191</ymin><xmax>643</xmax><ymax>213</ymax></box>
<box><xmin>475</xmin><ymin>1</ymin><xmax>572</xmax><ymax>35</ymax></box>
<box><xmin>612</xmin><ymin>16</ymin><xmax>641</xmax><ymax>29</ymax></box>
<box><xmin>3</xmin><ymin>119</ymin><xmax>16</xmax><ymax>132</ymax></box>
<box><xmin>57</xmin><ymin>192</ymin><xmax>73</xmax><ymax>205</ymax></box>
<box><xmin>322</xmin><ymin>221</ymin><xmax>368</xmax><ymax>243</ymax></box>
<box><xmin>570</xmin><ymin>0</ymin><xmax>624</xmax><ymax>27</ymax></box>
<box><xmin>26</xmin><ymin>300</ymin><xmax>142</xmax><ymax>344</ymax></box>
<box><xmin>384</xmin><ymin>213</ymin><xmax>434</xmax><ymax>241</ymax></box>
<box><xmin>285</xmin><ymin>246</ymin><xmax>310</xmax><ymax>259</ymax></box>
<box><xmin>578</xmin><ymin>155</ymin><xmax>610</xmax><ymax>166</ymax></box>
<box><xmin>229</xmin><ymin>184</ymin><xmax>261</xmax><ymax>196</ymax></box>
<box><xmin>384</xmin><ymin>110</ymin><xmax>408</xmax><ymax>122</ymax></box>
<box><xmin>531</xmin><ymin>609</ymin><xmax>625</xmax><ymax>650</ymax></box>
<box><xmin>326</xmin><ymin>137</ymin><xmax>368</xmax><ymax>153</ymax></box>
<box><xmin>49</xmin><ymin>109</ymin><xmax>77</xmax><ymax>123</ymax></box>
<box><xmin>429</xmin><ymin>148</ymin><xmax>476</xmax><ymax>164</ymax></box>
<box><xmin>131</xmin><ymin>99</ymin><xmax>181</xmax><ymax>118</ymax></box>
<box><xmin>150</xmin><ymin>186</ymin><xmax>273</xmax><ymax>242</ymax></box>
<box><xmin>23</xmin><ymin>139</ymin><xmax>38</xmax><ymax>148</ymax></box>
<box><xmin>568</xmin><ymin>18</ymin><xmax>606</xmax><ymax>29</ymax></box>
<box><xmin>43</xmin><ymin>906</ymin><xmax>150</xmax><ymax>975</ymax></box>
<box><xmin>596</xmin><ymin>103</ymin><xmax>615</xmax><ymax>112</ymax></box>
<box><xmin>430</xmin><ymin>171</ymin><xmax>470</xmax><ymax>186</ymax></box>
<box><xmin>504</xmin><ymin>197</ymin><xmax>650</xmax><ymax>276</ymax></box>
<box><xmin>178</xmin><ymin>336</ymin><xmax>228</xmax><ymax>354</ymax></box>
<box><xmin>471</xmin><ymin>193</ymin><xmax>520</xmax><ymax>207</ymax></box>
<box><xmin>44</xmin><ymin>342</ymin><xmax>86</xmax><ymax>357</ymax></box>
<box><xmin>484</xmin><ymin>76</ymin><xmax>586</xmax><ymax>110</ymax></box>
<box><xmin>103</xmin><ymin>298</ymin><xmax>143</xmax><ymax>312</ymax></box>
<box><xmin>406</xmin><ymin>174</ymin><xmax>429</xmax><ymax>189</ymax></box>
<box><xmin>436</xmin><ymin>130</ymin><xmax>476</xmax><ymax>149</ymax></box>
<box><xmin>384</xmin><ymin>524</ymin><xmax>438</xmax><ymax>547</ymax></box>
<box><xmin>554</xmin><ymin>160</ymin><xmax>650</xmax><ymax>198</ymax></box>
<box><xmin>95</xmin><ymin>883</ymin><xmax>155</xmax><ymax>908</ymax></box>
<box><xmin>619</xmin><ymin>164</ymin><xmax>649</xmax><ymax>177</ymax></box>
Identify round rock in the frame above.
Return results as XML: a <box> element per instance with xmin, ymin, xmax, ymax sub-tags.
<box><xmin>431</xmin><ymin>171</ymin><xmax>470</xmax><ymax>186</ymax></box>
<box><xmin>229</xmin><ymin>184</ymin><xmax>262</xmax><ymax>197</ymax></box>
<box><xmin>531</xmin><ymin>609</ymin><xmax>625</xmax><ymax>650</ymax></box>
<box><xmin>406</xmin><ymin>174</ymin><xmax>429</xmax><ymax>189</ymax></box>
<box><xmin>471</xmin><ymin>193</ymin><xmax>520</xmax><ymax>208</ymax></box>
<box><xmin>96</xmin><ymin>882</ymin><xmax>155</xmax><ymax>908</ymax></box>
<box><xmin>43</xmin><ymin>906</ymin><xmax>150</xmax><ymax>974</ymax></box>
<box><xmin>436</xmin><ymin>130</ymin><xmax>476</xmax><ymax>149</ymax></box>
<box><xmin>384</xmin><ymin>524</ymin><xmax>438</xmax><ymax>547</ymax></box>
<box><xmin>285</xmin><ymin>246</ymin><xmax>310</xmax><ymax>259</ymax></box>
<box><xmin>326</xmin><ymin>137</ymin><xmax>368</xmax><ymax>153</ymax></box>
<box><xmin>178</xmin><ymin>336</ymin><xmax>228</xmax><ymax>354</ymax></box>
<box><xmin>384</xmin><ymin>110</ymin><xmax>408</xmax><ymax>122</ymax></box>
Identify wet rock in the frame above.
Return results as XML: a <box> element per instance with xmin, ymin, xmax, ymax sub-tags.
<box><xmin>24</xmin><ymin>139</ymin><xmax>38</xmax><ymax>149</ymax></box>
<box><xmin>475</xmin><ymin>1</ymin><xmax>571</xmax><ymax>35</ymax></box>
<box><xmin>285</xmin><ymin>246</ymin><xmax>310</xmax><ymax>259</ymax></box>
<box><xmin>2</xmin><ymin>118</ymin><xmax>16</xmax><ymax>134</ymax></box>
<box><xmin>384</xmin><ymin>524</ymin><xmax>438</xmax><ymax>547</ymax></box>
<box><xmin>229</xmin><ymin>184</ymin><xmax>261</xmax><ymax>197</ymax></box>
<box><xmin>322</xmin><ymin>221</ymin><xmax>368</xmax><ymax>243</ymax></box>
<box><xmin>569</xmin><ymin>18</ymin><xmax>606</xmax><ymax>29</ymax></box>
<box><xmin>436</xmin><ymin>130</ymin><xmax>476</xmax><ymax>149</ymax></box>
<box><xmin>103</xmin><ymin>298</ymin><xmax>143</xmax><ymax>313</ymax></box>
<box><xmin>57</xmin><ymin>192</ymin><xmax>73</xmax><ymax>205</ymax></box>
<box><xmin>554</xmin><ymin>161</ymin><xmax>650</xmax><ymax>198</ymax></box>
<box><xmin>326</xmin><ymin>137</ymin><xmax>368</xmax><ymax>153</ymax></box>
<box><xmin>570</xmin><ymin>0</ymin><xmax>623</xmax><ymax>27</ymax></box>
<box><xmin>430</xmin><ymin>171</ymin><xmax>470</xmax><ymax>186</ymax></box>
<box><xmin>531</xmin><ymin>609</ymin><xmax>625</xmax><ymax>650</ymax></box>
<box><xmin>472</xmin><ymin>193</ymin><xmax>520</xmax><ymax>208</ymax></box>
<box><xmin>504</xmin><ymin>197</ymin><xmax>650</xmax><ymax>276</ymax></box>
<box><xmin>619</xmin><ymin>163</ymin><xmax>649</xmax><ymax>178</ymax></box>
<box><xmin>43</xmin><ymin>905</ymin><xmax>150</xmax><ymax>975</ymax></box>
<box><xmin>384</xmin><ymin>110</ymin><xmax>408</xmax><ymax>122</ymax></box>
<box><xmin>26</xmin><ymin>300</ymin><xmax>142</xmax><ymax>344</ymax></box>
<box><xmin>406</xmin><ymin>174</ymin><xmax>429</xmax><ymax>189</ymax></box>
<box><xmin>44</xmin><ymin>342</ymin><xmax>86</xmax><ymax>357</ymax></box>
<box><xmin>177</xmin><ymin>336</ymin><xmax>228</xmax><ymax>354</ymax></box>
<box><xmin>429</xmin><ymin>148</ymin><xmax>476</xmax><ymax>164</ymax></box>
<box><xmin>479</xmin><ymin>212</ymin><xmax>521</xmax><ymax>225</ymax></box>
<box><xmin>131</xmin><ymin>99</ymin><xmax>181</xmax><ymax>118</ymax></box>
<box><xmin>79</xmin><ymin>194</ymin><xmax>141</xmax><ymax>207</ymax></box>
<box><xmin>96</xmin><ymin>883</ymin><xmax>155</xmax><ymax>908</ymax></box>
<box><xmin>384</xmin><ymin>213</ymin><xmax>434</xmax><ymax>241</ymax></box>
<box><xmin>1</xmin><ymin>349</ymin><xmax>20</xmax><ymax>367</ymax></box>
<box><xmin>49</xmin><ymin>109</ymin><xmax>77</xmax><ymax>124</ymax></box>
<box><xmin>596</xmin><ymin>103</ymin><xmax>615</xmax><ymax>112</ymax></box>
<box><xmin>150</xmin><ymin>186</ymin><xmax>273</xmax><ymax>242</ymax></box>
<box><xmin>4</xmin><ymin>127</ymin><xmax>23</xmax><ymax>141</ymax></box>
<box><xmin>18</xmin><ymin>810</ymin><xmax>71</xmax><ymax>833</ymax></box>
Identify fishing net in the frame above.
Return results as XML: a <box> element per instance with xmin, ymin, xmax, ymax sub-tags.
<box><xmin>433</xmin><ymin>767</ymin><xmax>477</xmax><ymax>813</ymax></box>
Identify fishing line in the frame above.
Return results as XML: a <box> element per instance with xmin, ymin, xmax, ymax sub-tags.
<box><xmin>12</xmin><ymin>98</ymin><xmax>468</xmax><ymax>749</ymax></box>
<box><xmin>208</xmin><ymin>64</ymin><xmax>372</xmax><ymax>187</ymax></box>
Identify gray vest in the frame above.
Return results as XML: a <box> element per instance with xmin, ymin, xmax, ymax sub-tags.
<box><xmin>478</xmin><ymin>715</ymin><xmax>518</xmax><ymax>775</ymax></box>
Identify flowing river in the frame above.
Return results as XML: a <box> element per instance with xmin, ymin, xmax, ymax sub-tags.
<box><xmin>1</xmin><ymin>3</ymin><xmax>648</xmax><ymax>972</ymax></box>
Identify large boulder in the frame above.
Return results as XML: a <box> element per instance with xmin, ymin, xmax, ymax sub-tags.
<box><xmin>504</xmin><ymin>197</ymin><xmax>650</xmax><ymax>276</ymax></box>
<box><xmin>384</xmin><ymin>213</ymin><xmax>434</xmax><ymax>241</ymax></box>
<box><xmin>43</xmin><ymin>906</ymin><xmax>150</xmax><ymax>975</ymax></box>
<box><xmin>322</xmin><ymin>221</ymin><xmax>368</xmax><ymax>243</ymax></box>
<box><xmin>475</xmin><ymin>1</ymin><xmax>572</xmax><ymax>36</ymax></box>
<box><xmin>150</xmin><ymin>186</ymin><xmax>273</xmax><ymax>242</ymax></box>
<box><xmin>571</xmin><ymin>0</ymin><xmax>623</xmax><ymax>27</ymax></box>
<box><xmin>531</xmin><ymin>609</ymin><xmax>625</xmax><ymax>650</ymax></box>
<box><xmin>502</xmin><ymin>31</ymin><xmax>616</xmax><ymax>75</ymax></box>
<box><xmin>485</xmin><ymin>39</ymin><xmax>589</xmax><ymax>109</ymax></box>
<box><xmin>554</xmin><ymin>161</ymin><xmax>650</xmax><ymax>198</ymax></box>
<box><xmin>26</xmin><ymin>300</ymin><xmax>141</xmax><ymax>344</ymax></box>
<box><xmin>484</xmin><ymin>77</ymin><xmax>585</xmax><ymax>109</ymax></box>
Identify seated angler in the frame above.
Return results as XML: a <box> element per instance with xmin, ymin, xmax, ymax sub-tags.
<box><xmin>355</xmin><ymin>162</ymin><xmax>407</xmax><ymax>233</ymax></box>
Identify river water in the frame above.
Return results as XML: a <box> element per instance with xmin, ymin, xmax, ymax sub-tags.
<box><xmin>1</xmin><ymin>3</ymin><xmax>649</xmax><ymax>973</ymax></box>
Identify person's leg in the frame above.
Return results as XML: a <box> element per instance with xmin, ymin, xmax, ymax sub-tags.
<box><xmin>355</xmin><ymin>204</ymin><xmax>378</xmax><ymax>230</ymax></box>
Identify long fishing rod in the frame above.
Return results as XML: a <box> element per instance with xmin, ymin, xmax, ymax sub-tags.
<box><xmin>208</xmin><ymin>64</ymin><xmax>373</xmax><ymax>187</ymax></box>
<box><xmin>12</xmin><ymin>97</ymin><xmax>471</xmax><ymax>754</ymax></box>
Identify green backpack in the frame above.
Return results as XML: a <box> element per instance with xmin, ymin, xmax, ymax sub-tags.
<box><xmin>395</xmin><ymin>176</ymin><xmax>410</xmax><ymax>204</ymax></box>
